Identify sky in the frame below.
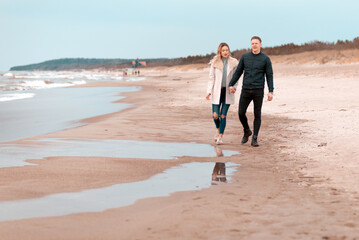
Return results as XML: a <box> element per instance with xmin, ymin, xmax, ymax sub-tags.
<box><xmin>1</xmin><ymin>0</ymin><xmax>358</xmax><ymax>71</ymax></box>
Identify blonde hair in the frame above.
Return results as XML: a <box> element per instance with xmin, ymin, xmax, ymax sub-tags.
<box><xmin>217</xmin><ymin>42</ymin><xmax>230</xmax><ymax>59</ymax></box>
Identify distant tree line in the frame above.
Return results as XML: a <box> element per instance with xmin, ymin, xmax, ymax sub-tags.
<box><xmin>263</xmin><ymin>37</ymin><xmax>359</xmax><ymax>55</ymax></box>
<box><xmin>10</xmin><ymin>58</ymin><xmax>170</xmax><ymax>71</ymax></box>
<box><xmin>139</xmin><ymin>37</ymin><xmax>359</xmax><ymax>67</ymax></box>
<box><xmin>10</xmin><ymin>37</ymin><xmax>359</xmax><ymax>70</ymax></box>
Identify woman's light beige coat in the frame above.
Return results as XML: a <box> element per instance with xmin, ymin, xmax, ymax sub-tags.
<box><xmin>207</xmin><ymin>55</ymin><xmax>239</xmax><ymax>105</ymax></box>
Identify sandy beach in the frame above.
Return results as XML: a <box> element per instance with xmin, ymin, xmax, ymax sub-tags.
<box><xmin>1</xmin><ymin>51</ymin><xmax>359</xmax><ymax>239</ymax></box>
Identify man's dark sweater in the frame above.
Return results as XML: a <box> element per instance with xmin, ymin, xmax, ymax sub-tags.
<box><xmin>229</xmin><ymin>52</ymin><xmax>274</xmax><ymax>92</ymax></box>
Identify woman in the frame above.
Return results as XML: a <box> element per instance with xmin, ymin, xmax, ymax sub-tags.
<box><xmin>206</xmin><ymin>42</ymin><xmax>238</xmax><ymax>144</ymax></box>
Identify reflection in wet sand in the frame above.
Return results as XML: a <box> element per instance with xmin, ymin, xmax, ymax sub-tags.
<box><xmin>211</xmin><ymin>146</ymin><xmax>229</xmax><ymax>184</ymax></box>
<box><xmin>0</xmin><ymin>162</ymin><xmax>240</xmax><ymax>221</ymax></box>
<box><xmin>212</xmin><ymin>162</ymin><xmax>227</xmax><ymax>183</ymax></box>
<box><xmin>214</xmin><ymin>146</ymin><xmax>224</xmax><ymax>157</ymax></box>
<box><xmin>0</xmin><ymin>138</ymin><xmax>240</xmax><ymax>168</ymax></box>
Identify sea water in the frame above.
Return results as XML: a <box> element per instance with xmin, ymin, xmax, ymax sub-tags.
<box><xmin>0</xmin><ymin>86</ymin><xmax>140</xmax><ymax>142</ymax></box>
<box><xmin>0</xmin><ymin>70</ymin><xmax>145</xmax><ymax>142</ymax></box>
<box><xmin>0</xmin><ymin>70</ymin><xmax>143</xmax><ymax>102</ymax></box>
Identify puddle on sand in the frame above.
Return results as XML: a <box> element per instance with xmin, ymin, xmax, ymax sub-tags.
<box><xmin>0</xmin><ymin>138</ymin><xmax>240</xmax><ymax>168</ymax></box>
<box><xmin>0</xmin><ymin>161</ymin><xmax>240</xmax><ymax>222</ymax></box>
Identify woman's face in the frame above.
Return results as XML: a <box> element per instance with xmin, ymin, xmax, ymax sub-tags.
<box><xmin>221</xmin><ymin>46</ymin><xmax>229</xmax><ymax>58</ymax></box>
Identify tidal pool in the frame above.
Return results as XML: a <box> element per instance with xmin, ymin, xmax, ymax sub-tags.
<box><xmin>0</xmin><ymin>162</ymin><xmax>240</xmax><ymax>222</ymax></box>
<box><xmin>0</xmin><ymin>138</ymin><xmax>240</xmax><ymax>168</ymax></box>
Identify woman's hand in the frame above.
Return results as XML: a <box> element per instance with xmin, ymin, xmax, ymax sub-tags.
<box><xmin>206</xmin><ymin>93</ymin><xmax>211</xmax><ymax>100</ymax></box>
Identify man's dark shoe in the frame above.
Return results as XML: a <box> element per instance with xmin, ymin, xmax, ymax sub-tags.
<box><xmin>241</xmin><ymin>129</ymin><xmax>252</xmax><ymax>144</ymax></box>
<box><xmin>251</xmin><ymin>135</ymin><xmax>259</xmax><ymax>147</ymax></box>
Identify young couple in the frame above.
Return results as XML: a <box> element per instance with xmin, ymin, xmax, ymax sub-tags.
<box><xmin>206</xmin><ymin>36</ymin><xmax>274</xmax><ymax>147</ymax></box>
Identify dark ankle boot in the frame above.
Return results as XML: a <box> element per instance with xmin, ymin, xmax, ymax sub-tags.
<box><xmin>241</xmin><ymin>129</ymin><xmax>252</xmax><ymax>144</ymax></box>
<box><xmin>251</xmin><ymin>135</ymin><xmax>259</xmax><ymax>147</ymax></box>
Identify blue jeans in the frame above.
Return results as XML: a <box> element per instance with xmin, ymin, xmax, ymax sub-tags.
<box><xmin>212</xmin><ymin>87</ymin><xmax>230</xmax><ymax>135</ymax></box>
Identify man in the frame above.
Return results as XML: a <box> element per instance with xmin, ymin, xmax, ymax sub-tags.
<box><xmin>229</xmin><ymin>36</ymin><xmax>274</xmax><ymax>147</ymax></box>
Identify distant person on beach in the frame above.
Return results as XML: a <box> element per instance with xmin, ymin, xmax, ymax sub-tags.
<box><xmin>229</xmin><ymin>36</ymin><xmax>274</xmax><ymax>147</ymax></box>
<box><xmin>206</xmin><ymin>42</ymin><xmax>239</xmax><ymax>145</ymax></box>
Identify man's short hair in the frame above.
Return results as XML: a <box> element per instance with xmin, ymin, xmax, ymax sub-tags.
<box><xmin>251</xmin><ymin>36</ymin><xmax>262</xmax><ymax>43</ymax></box>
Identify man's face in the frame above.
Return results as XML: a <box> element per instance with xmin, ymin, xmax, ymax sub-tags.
<box><xmin>251</xmin><ymin>39</ymin><xmax>262</xmax><ymax>53</ymax></box>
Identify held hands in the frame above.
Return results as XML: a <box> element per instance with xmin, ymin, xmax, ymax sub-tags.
<box><xmin>229</xmin><ymin>86</ymin><xmax>236</xmax><ymax>94</ymax></box>
<box><xmin>208</xmin><ymin>89</ymin><xmax>272</xmax><ymax>100</ymax></box>
<box><xmin>268</xmin><ymin>92</ymin><xmax>273</xmax><ymax>101</ymax></box>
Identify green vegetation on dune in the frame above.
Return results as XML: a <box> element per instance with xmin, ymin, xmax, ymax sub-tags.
<box><xmin>9</xmin><ymin>58</ymin><xmax>169</xmax><ymax>71</ymax></box>
<box><xmin>10</xmin><ymin>37</ymin><xmax>359</xmax><ymax>71</ymax></box>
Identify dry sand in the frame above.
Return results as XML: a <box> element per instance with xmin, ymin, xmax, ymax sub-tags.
<box><xmin>1</xmin><ymin>57</ymin><xmax>359</xmax><ymax>239</ymax></box>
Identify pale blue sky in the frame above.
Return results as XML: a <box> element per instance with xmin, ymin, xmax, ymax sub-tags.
<box><xmin>1</xmin><ymin>0</ymin><xmax>358</xmax><ymax>70</ymax></box>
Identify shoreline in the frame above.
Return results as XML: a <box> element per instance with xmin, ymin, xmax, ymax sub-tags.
<box><xmin>0</xmin><ymin>85</ymin><xmax>141</xmax><ymax>143</ymax></box>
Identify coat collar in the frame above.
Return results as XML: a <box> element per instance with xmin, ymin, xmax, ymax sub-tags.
<box><xmin>210</xmin><ymin>55</ymin><xmax>237</xmax><ymax>72</ymax></box>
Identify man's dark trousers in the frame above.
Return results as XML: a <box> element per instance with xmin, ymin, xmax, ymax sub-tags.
<box><xmin>238</xmin><ymin>88</ymin><xmax>264</xmax><ymax>136</ymax></box>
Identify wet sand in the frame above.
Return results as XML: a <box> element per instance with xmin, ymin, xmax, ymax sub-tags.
<box><xmin>1</xmin><ymin>60</ymin><xmax>359</xmax><ymax>239</ymax></box>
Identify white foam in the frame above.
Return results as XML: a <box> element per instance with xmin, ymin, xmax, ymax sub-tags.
<box><xmin>0</xmin><ymin>93</ymin><xmax>35</xmax><ymax>102</ymax></box>
<box><xmin>125</xmin><ymin>77</ymin><xmax>146</xmax><ymax>82</ymax></box>
<box><xmin>9</xmin><ymin>71</ymin><xmax>126</xmax><ymax>82</ymax></box>
<box><xmin>71</xmin><ymin>80</ymin><xmax>87</xmax><ymax>85</ymax></box>
<box><xmin>0</xmin><ymin>71</ymin><xmax>128</xmax><ymax>92</ymax></box>
<box><xmin>3</xmin><ymin>72</ymin><xmax>14</xmax><ymax>78</ymax></box>
<box><xmin>18</xmin><ymin>80</ymin><xmax>86</xmax><ymax>90</ymax></box>
<box><xmin>14</xmin><ymin>73</ymin><xmax>77</xmax><ymax>79</ymax></box>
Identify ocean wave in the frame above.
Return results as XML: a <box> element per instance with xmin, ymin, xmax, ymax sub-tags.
<box><xmin>17</xmin><ymin>80</ymin><xmax>87</xmax><ymax>90</ymax></box>
<box><xmin>110</xmin><ymin>76</ymin><xmax>124</xmax><ymax>81</ymax></box>
<box><xmin>3</xmin><ymin>72</ymin><xmax>14</xmax><ymax>78</ymax></box>
<box><xmin>4</xmin><ymin>71</ymin><xmax>126</xmax><ymax>82</ymax></box>
<box><xmin>125</xmin><ymin>77</ymin><xmax>146</xmax><ymax>82</ymax></box>
<box><xmin>14</xmin><ymin>74</ymin><xmax>78</xmax><ymax>79</ymax></box>
<box><xmin>0</xmin><ymin>93</ymin><xmax>35</xmax><ymax>102</ymax></box>
<box><xmin>12</xmin><ymin>72</ymin><xmax>122</xmax><ymax>81</ymax></box>
<box><xmin>0</xmin><ymin>71</ymin><xmax>130</xmax><ymax>92</ymax></box>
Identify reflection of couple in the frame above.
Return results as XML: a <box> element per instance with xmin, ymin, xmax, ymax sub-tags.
<box><xmin>212</xmin><ymin>162</ymin><xmax>227</xmax><ymax>183</ymax></box>
<box><xmin>206</xmin><ymin>36</ymin><xmax>274</xmax><ymax>147</ymax></box>
<box><xmin>211</xmin><ymin>146</ymin><xmax>227</xmax><ymax>184</ymax></box>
